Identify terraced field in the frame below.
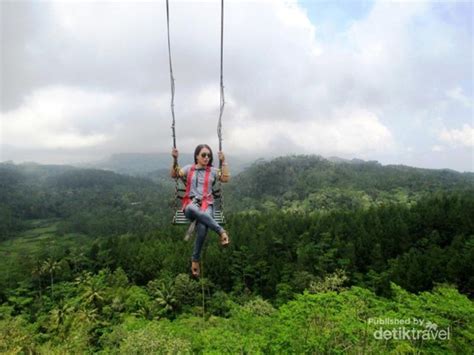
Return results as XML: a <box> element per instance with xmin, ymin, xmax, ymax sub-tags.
<box><xmin>0</xmin><ymin>220</ymin><xmax>92</xmax><ymax>290</ymax></box>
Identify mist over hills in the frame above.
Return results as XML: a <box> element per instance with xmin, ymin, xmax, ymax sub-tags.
<box><xmin>77</xmin><ymin>152</ymin><xmax>253</xmax><ymax>176</ymax></box>
<box><xmin>2</xmin><ymin>154</ymin><xmax>473</xmax><ymax>222</ymax></box>
<box><xmin>3</xmin><ymin>153</ymin><xmax>472</xmax><ymax>191</ymax></box>
<box><xmin>3</xmin><ymin>151</ymin><xmax>472</xmax><ymax>178</ymax></box>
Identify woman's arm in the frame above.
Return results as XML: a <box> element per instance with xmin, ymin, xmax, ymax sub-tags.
<box><xmin>170</xmin><ymin>148</ymin><xmax>185</xmax><ymax>178</ymax></box>
<box><xmin>218</xmin><ymin>151</ymin><xmax>231</xmax><ymax>183</ymax></box>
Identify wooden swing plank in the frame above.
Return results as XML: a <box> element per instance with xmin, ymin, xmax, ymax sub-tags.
<box><xmin>173</xmin><ymin>209</ymin><xmax>225</xmax><ymax>225</ymax></box>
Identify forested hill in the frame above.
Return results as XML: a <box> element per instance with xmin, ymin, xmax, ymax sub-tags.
<box><xmin>1</xmin><ymin>157</ymin><xmax>473</xmax><ymax>238</ymax></box>
<box><xmin>225</xmin><ymin>155</ymin><xmax>474</xmax><ymax>212</ymax></box>
<box><xmin>0</xmin><ymin>162</ymin><xmax>171</xmax><ymax>239</ymax></box>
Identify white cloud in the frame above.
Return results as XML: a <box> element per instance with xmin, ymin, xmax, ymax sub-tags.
<box><xmin>195</xmin><ymin>86</ymin><xmax>221</xmax><ymax>112</ymax></box>
<box><xmin>439</xmin><ymin>124</ymin><xmax>474</xmax><ymax>148</ymax></box>
<box><xmin>227</xmin><ymin>107</ymin><xmax>393</xmax><ymax>155</ymax></box>
<box><xmin>446</xmin><ymin>87</ymin><xmax>473</xmax><ymax>108</ymax></box>
<box><xmin>1</xmin><ymin>86</ymin><xmax>117</xmax><ymax>149</ymax></box>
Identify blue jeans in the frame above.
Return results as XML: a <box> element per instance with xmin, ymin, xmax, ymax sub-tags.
<box><xmin>184</xmin><ymin>202</ymin><xmax>224</xmax><ymax>261</ymax></box>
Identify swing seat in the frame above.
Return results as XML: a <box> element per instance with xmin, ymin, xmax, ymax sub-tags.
<box><xmin>173</xmin><ymin>208</ymin><xmax>226</xmax><ymax>225</ymax></box>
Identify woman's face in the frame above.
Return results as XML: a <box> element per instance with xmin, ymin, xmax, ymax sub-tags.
<box><xmin>197</xmin><ymin>147</ymin><xmax>211</xmax><ymax>166</ymax></box>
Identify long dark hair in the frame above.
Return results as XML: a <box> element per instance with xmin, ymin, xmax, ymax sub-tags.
<box><xmin>194</xmin><ymin>144</ymin><xmax>214</xmax><ymax>166</ymax></box>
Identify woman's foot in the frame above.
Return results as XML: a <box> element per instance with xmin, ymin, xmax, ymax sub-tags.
<box><xmin>191</xmin><ymin>260</ymin><xmax>200</xmax><ymax>277</ymax></box>
<box><xmin>220</xmin><ymin>231</ymin><xmax>230</xmax><ymax>247</ymax></box>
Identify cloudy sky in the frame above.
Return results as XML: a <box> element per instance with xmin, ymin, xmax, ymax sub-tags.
<box><xmin>1</xmin><ymin>0</ymin><xmax>473</xmax><ymax>171</ymax></box>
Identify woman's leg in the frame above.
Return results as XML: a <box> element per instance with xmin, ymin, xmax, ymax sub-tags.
<box><xmin>184</xmin><ymin>203</ymin><xmax>224</xmax><ymax>235</ymax></box>
<box><xmin>189</xmin><ymin>205</ymin><xmax>213</xmax><ymax>277</ymax></box>
<box><xmin>192</xmin><ymin>222</ymin><xmax>208</xmax><ymax>262</ymax></box>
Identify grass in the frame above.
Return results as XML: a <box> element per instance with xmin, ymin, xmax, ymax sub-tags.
<box><xmin>0</xmin><ymin>219</ymin><xmax>92</xmax><ymax>289</ymax></box>
<box><xmin>1</xmin><ymin>220</ymin><xmax>89</xmax><ymax>253</ymax></box>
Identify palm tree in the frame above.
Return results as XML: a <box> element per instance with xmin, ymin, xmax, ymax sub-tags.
<box><xmin>77</xmin><ymin>272</ymin><xmax>105</xmax><ymax>309</ymax></box>
<box><xmin>67</xmin><ymin>251</ymin><xmax>89</xmax><ymax>274</ymax></box>
<box><xmin>76</xmin><ymin>307</ymin><xmax>98</xmax><ymax>325</ymax></box>
<box><xmin>41</xmin><ymin>258</ymin><xmax>61</xmax><ymax>299</ymax></box>
<box><xmin>153</xmin><ymin>280</ymin><xmax>177</xmax><ymax>316</ymax></box>
<box><xmin>49</xmin><ymin>303</ymin><xmax>74</xmax><ymax>338</ymax></box>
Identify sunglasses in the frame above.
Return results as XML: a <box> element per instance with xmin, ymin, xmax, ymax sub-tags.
<box><xmin>200</xmin><ymin>152</ymin><xmax>211</xmax><ymax>158</ymax></box>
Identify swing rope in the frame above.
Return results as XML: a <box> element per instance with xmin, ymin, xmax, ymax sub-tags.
<box><xmin>216</xmin><ymin>0</ymin><xmax>226</xmax><ymax>217</ymax></box>
<box><xmin>201</xmin><ymin>253</ymin><xmax>206</xmax><ymax>320</ymax></box>
<box><xmin>166</xmin><ymin>0</ymin><xmax>181</xmax><ymax>216</ymax></box>
<box><xmin>166</xmin><ymin>0</ymin><xmax>225</xmax><ymax>161</ymax></box>
<box><xmin>166</xmin><ymin>0</ymin><xmax>177</xmax><ymax>152</ymax></box>
<box><xmin>217</xmin><ymin>0</ymin><xmax>225</xmax><ymax>157</ymax></box>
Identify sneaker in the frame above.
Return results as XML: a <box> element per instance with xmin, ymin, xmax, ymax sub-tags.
<box><xmin>219</xmin><ymin>231</ymin><xmax>230</xmax><ymax>247</ymax></box>
<box><xmin>191</xmin><ymin>260</ymin><xmax>200</xmax><ymax>277</ymax></box>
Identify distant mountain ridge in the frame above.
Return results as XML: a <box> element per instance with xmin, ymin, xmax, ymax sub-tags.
<box><xmin>4</xmin><ymin>154</ymin><xmax>473</xmax><ymax>184</ymax></box>
<box><xmin>78</xmin><ymin>153</ymin><xmax>188</xmax><ymax>176</ymax></box>
<box><xmin>78</xmin><ymin>152</ymin><xmax>252</xmax><ymax>176</ymax></box>
<box><xmin>224</xmin><ymin>155</ymin><xmax>474</xmax><ymax>212</ymax></box>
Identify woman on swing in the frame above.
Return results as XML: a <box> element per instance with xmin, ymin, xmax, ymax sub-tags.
<box><xmin>171</xmin><ymin>144</ymin><xmax>230</xmax><ymax>277</ymax></box>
